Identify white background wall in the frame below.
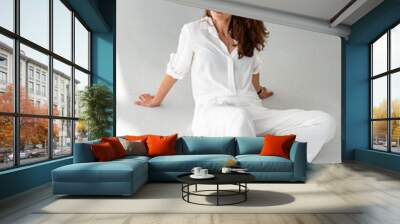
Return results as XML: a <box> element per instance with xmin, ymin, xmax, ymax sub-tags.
<box><xmin>116</xmin><ymin>0</ymin><xmax>342</xmax><ymax>163</ymax></box>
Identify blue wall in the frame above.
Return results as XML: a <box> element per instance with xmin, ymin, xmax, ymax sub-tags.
<box><xmin>0</xmin><ymin>0</ymin><xmax>116</xmax><ymax>200</ymax></box>
<box><xmin>344</xmin><ymin>0</ymin><xmax>400</xmax><ymax>170</ymax></box>
<box><xmin>0</xmin><ymin>158</ymin><xmax>72</xmax><ymax>199</ymax></box>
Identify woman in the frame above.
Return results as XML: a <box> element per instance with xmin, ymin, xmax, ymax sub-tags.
<box><xmin>136</xmin><ymin>10</ymin><xmax>335</xmax><ymax>162</ymax></box>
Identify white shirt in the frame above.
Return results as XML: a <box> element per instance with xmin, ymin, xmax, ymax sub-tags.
<box><xmin>166</xmin><ymin>17</ymin><xmax>262</xmax><ymax>107</ymax></box>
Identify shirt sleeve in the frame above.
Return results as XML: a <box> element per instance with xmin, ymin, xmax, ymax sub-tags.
<box><xmin>251</xmin><ymin>51</ymin><xmax>262</xmax><ymax>75</ymax></box>
<box><xmin>166</xmin><ymin>25</ymin><xmax>194</xmax><ymax>80</ymax></box>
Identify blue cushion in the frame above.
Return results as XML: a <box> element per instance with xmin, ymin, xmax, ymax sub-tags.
<box><xmin>73</xmin><ymin>139</ymin><xmax>100</xmax><ymax>163</ymax></box>
<box><xmin>236</xmin><ymin>155</ymin><xmax>293</xmax><ymax>172</ymax></box>
<box><xmin>149</xmin><ymin>154</ymin><xmax>235</xmax><ymax>172</ymax></box>
<box><xmin>177</xmin><ymin>136</ymin><xmax>236</xmax><ymax>155</ymax></box>
<box><xmin>236</xmin><ymin>137</ymin><xmax>264</xmax><ymax>155</ymax></box>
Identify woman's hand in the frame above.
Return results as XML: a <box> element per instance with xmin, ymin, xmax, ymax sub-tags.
<box><xmin>135</xmin><ymin>94</ymin><xmax>161</xmax><ymax>107</ymax></box>
<box><xmin>258</xmin><ymin>87</ymin><xmax>274</xmax><ymax>100</ymax></box>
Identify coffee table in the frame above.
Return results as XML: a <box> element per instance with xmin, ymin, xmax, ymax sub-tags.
<box><xmin>177</xmin><ymin>173</ymin><xmax>255</xmax><ymax>206</ymax></box>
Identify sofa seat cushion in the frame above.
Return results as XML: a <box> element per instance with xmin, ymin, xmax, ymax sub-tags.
<box><xmin>149</xmin><ymin>154</ymin><xmax>235</xmax><ymax>172</ymax></box>
<box><xmin>53</xmin><ymin>159</ymin><xmax>147</xmax><ymax>183</ymax></box>
<box><xmin>236</xmin><ymin>155</ymin><xmax>293</xmax><ymax>172</ymax></box>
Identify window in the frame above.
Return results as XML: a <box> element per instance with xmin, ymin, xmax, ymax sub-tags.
<box><xmin>53</xmin><ymin>0</ymin><xmax>72</xmax><ymax>60</ymax></box>
<box><xmin>0</xmin><ymin>71</ymin><xmax>6</xmax><ymax>84</ymax></box>
<box><xmin>28</xmin><ymin>81</ymin><xmax>34</xmax><ymax>94</ymax></box>
<box><xmin>75</xmin><ymin>18</ymin><xmax>89</xmax><ymax>70</ymax></box>
<box><xmin>28</xmin><ymin>67</ymin><xmax>34</xmax><ymax>80</ymax></box>
<box><xmin>371</xmin><ymin>23</ymin><xmax>400</xmax><ymax>153</ymax></box>
<box><xmin>42</xmin><ymin>85</ymin><xmax>46</xmax><ymax>97</ymax></box>
<box><xmin>20</xmin><ymin>0</ymin><xmax>49</xmax><ymax>48</ymax></box>
<box><xmin>35</xmin><ymin>84</ymin><xmax>40</xmax><ymax>96</ymax></box>
<box><xmin>35</xmin><ymin>70</ymin><xmax>40</xmax><ymax>81</ymax></box>
<box><xmin>0</xmin><ymin>116</ymin><xmax>13</xmax><ymax>170</ymax></box>
<box><xmin>0</xmin><ymin>0</ymin><xmax>91</xmax><ymax>170</ymax></box>
<box><xmin>0</xmin><ymin>35</ymin><xmax>13</xmax><ymax>112</ymax></box>
<box><xmin>0</xmin><ymin>55</ymin><xmax>7</xmax><ymax>67</ymax></box>
<box><xmin>53</xmin><ymin>59</ymin><xmax>72</xmax><ymax>117</ymax></box>
<box><xmin>0</xmin><ymin>0</ymin><xmax>14</xmax><ymax>31</ymax></box>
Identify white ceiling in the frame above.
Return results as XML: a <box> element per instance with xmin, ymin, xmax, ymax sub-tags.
<box><xmin>166</xmin><ymin>0</ymin><xmax>384</xmax><ymax>37</ymax></box>
<box><xmin>226</xmin><ymin>0</ymin><xmax>352</xmax><ymax>23</ymax></box>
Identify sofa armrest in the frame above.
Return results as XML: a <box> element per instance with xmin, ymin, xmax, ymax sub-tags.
<box><xmin>73</xmin><ymin>140</ymin><xmax>100</xmax><ymax>163</ymax></box>
<box><xmin>289</xmin><ymin>142</ymin><xmax>307</xmax><ymax>181</ymax></box>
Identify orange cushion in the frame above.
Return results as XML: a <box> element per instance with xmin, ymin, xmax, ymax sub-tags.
<box><xmin>259</xmin><ymin>134</ymin><xmax>296</xmax><ymax>159</ymax></box>
<box><xmin>91</xmin><ymin>142</ymin><xmax>117</xmax><ymax>161</ymax></box>
<box><xmin>146</xmin><ymin>134</ymin><xmax>178</xmax><ymax>157</ymax></box>
<box><xmin>124</xmin><ymin>135</ymin><xmax>150</xmax><ymax>142</ymax></box>
<box><xmin>101</xmin><ymin>137</ymin><xmax>127</xmax><ymax>158</ymax></box>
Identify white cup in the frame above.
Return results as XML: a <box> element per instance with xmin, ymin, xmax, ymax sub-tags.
<box><xmin>221</xmin><ymin>167</ymin><xmax>232</xmax><ymax>174</ymax></box>
<box><xmin>200</xmin><ymin>169</ymin><xmax>208</xmax><ymax>176</ymax></box>
<box><xmin>191</xmin><ymin>167</ymin><xmax>202</xmax><ymax>176</ymax></box>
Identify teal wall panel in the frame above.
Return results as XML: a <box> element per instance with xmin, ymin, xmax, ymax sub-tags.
<box><xmin>0</xmin><ymin>158</ymin><xmax>72</xmax><ymax>199</ymax></box>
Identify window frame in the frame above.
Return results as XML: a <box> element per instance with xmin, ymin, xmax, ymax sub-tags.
<box><xmin>0</xmin><ymin>0</ymin><xmax>92</xmax><ymax>171</ymax></box>
<box><xmin>370</xmin><ymin>20</ymin><xmax>400</xmax><ymax>154</ymax></box>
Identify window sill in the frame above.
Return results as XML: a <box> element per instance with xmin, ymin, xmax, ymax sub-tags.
<box><xmin>0</xmin><ymin>156</ymin><xmax>72</xmax><ymax>176</ymax></box>
<box><xmin>355</xmin><ymin>148</ymin><xmax>400</xmax><ymax>172</ymax></box>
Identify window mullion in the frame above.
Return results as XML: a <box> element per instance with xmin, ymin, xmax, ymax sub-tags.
<box><xmin>370</xmin><ymin>45</ymin><xmax>373</xmax><ymax>149</ymax></box>
<box><xmin>71</xmin><ymin>10</ymin><xmax>76</xmax><ymax>155</ymax></box>
<box><xmin>13</xmin><ymin>0</ymin><xmax>21</xmax><ymax>167</ymax></box>
<box><xmin>388</xmin><ymin>30</ymin><xmax>391</xmax><ymax>152</ymax></box>
<box><xmin>48</xmin><ymin>0</ymin><xmax>54</xmax><ymax>160</ymax></box>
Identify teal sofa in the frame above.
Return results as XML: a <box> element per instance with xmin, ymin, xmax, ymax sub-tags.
<box><xmin>52</xmin><ymin>136</ymin><xmax>307</xmax><ymax>196</ymax></box>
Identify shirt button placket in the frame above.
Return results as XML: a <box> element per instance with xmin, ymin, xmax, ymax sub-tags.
<box><xmin>227</xmin><ymin>57</ymin><xmax>236</xmax><ymax>95</ymax></box>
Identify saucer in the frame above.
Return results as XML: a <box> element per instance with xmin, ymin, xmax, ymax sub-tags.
<box><xmin>190</xmin><ymin>174</ymin><xmax>215</xmax><ymax>179</ymax></box>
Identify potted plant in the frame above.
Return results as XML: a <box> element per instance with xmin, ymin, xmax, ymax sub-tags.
<box><xmin>79</xmin><ymin>84</ymin><xmax>113</xmax><ymax>140</ymax></box>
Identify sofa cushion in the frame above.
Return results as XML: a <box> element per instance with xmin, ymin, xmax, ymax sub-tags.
<box><xmin>149</xmin><ymin>154</ymin><xmax>235</xmax><ymax>172</ymax></box>
<box><xmin>91</xmin><ymin>142</ymin><xmax>118</xmax><ymax>161</ymax></box>
<box><xmin>147</xmin><ymin>134</ymin><xmax>178</xmax><ymax>157</ymax></box>
<box><xmin>118</xmin><ymin>138</ymin><xmax>147</xmax><ymax>156</ymax></box>
<box><xmin>259</xmin><ymin>134</ymin><xmax>296</xmax><ymax>159</ymax></box>
<box><xmin>73</xmin><ymin>140</ymin><xmax>100</xmax><ymax>163</ymax></box>
<box><xmin>53</xmin><ymin>158</ymin><xmax>147</xmax><ymax>183</ymax></box>
<box><xmin>177</xmin><ymin>136</ymin><xmax>236</xmax><ymax>155</ymax></box>
<box><xmin>101</xmin><ymin>137</ymin><xmax>127</xmax><ymax>158</ymax></box>
<box><xmin>236</xmin><ymin>137</ymin><xmax>263</xmax><ymax>155</ymax></box>
<box><xmin>236</xmin><ymin>155</ymin><xmax>293</xmax><ymax>172</ymax></box>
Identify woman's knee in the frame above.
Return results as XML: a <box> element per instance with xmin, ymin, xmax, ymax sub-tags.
<box><xmin>313</xmin><ymin>111</ymin><xmax>336</xmax><ymax>140</ymax></box>
<box><xmin>231</xmin><ymin>108</ymin><xmax>252</xmax><ymax>123</ymax></box>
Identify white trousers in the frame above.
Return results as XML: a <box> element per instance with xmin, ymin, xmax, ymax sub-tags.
<box><xmin>192</xmin><ymin>104</ymin><xmax>336</xmax><ymax>162</ymax></box>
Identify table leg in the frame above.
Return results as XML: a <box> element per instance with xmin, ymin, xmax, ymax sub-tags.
<box><xmin>195</xmin><ymin>184</ymin><xmax>198</xmax><ymax>192</ymax></box>
<box><xmin>187</xmin><ymin>184</ymin><xmax>190</xmax><ymax>202</ymax></box>
<box><xmin>245</xmin><ymin>183</ymin><xmax>247</xmax><ymax>201</ymax></box>
<box><xmin>217</xmin><ymin>184</ymin><xmax>219</xmax><ymax>206</ymax></box>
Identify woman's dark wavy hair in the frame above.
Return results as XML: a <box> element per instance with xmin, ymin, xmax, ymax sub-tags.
<box><xmin>205</xmin><ymin>10</ymin><xmax>269</xmax><ymax>59</ymax></box>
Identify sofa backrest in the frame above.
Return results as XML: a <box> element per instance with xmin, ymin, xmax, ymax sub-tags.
<box><xmin>73</xmin><ymin>139</ymin><xmax>100</xmax><ymax>163</ymax></box>
<box><xmin>235</xmin><ymin>137</ymin><xmax>264</xmax><ymax>155</ymax></box>
<box><xmin>176</xmin><ymin>136</ymin><xmax>236</xmax><ymax>155</ymax></box>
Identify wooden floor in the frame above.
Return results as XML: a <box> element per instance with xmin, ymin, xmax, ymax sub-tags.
<box><xmin>1</xmin><ymin>162</ymin><xmax>400</xmax><ymax>224</ymax></box>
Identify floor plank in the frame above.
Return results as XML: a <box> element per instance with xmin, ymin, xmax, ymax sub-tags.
<box><xmin>1</xmin><ymin>162</ymin><xmax>400</xmax><ymax>224</ymax></box>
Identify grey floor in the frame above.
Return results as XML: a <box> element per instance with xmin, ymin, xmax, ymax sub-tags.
<box><xmin>1</xmin><ymin>162</ymin><xmax>400</xmax><ymax>224</ymax></box>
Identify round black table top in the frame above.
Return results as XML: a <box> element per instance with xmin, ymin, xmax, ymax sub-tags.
<box><xmin>177</xmin><ymin>172</ymin><xmax>255</xmax><ymax>185</ymax></box>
